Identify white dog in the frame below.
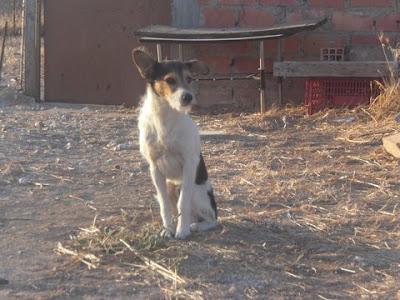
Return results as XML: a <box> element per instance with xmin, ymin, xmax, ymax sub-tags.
<box><xmin>132</xmin><ymin>48</ymin><xmax>218</xmax><ymax>239</ymax></box>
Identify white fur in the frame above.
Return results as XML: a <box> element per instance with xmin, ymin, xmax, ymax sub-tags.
<box><xmin>138</xmin><ymin>86</ymin><xmax>217</xmax><ymax>239</ymax></box>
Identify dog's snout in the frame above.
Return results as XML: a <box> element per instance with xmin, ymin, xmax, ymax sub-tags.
<box><xmin>181</xmin><ymin>93</ymin><xmax>193</xmax><ymax>106</ymax></box>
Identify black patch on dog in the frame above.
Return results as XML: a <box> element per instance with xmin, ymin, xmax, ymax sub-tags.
<box><xmin>195</xmin><ymin>154</ymin><xmax>208</xmax><ymax>185</ymax></box>
<box><xmin>207</xmin><ymin>188</ymin><xmax>218</xmax><ymax>218</ymax></box>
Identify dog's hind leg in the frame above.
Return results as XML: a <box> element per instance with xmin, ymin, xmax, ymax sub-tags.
<box><xmin>150</xmin><ymin>165</ymin><xmax>175</xmax><ymax>238</ymax></box>
<box><xmin>190</xmin><ymin>185</ymin><xmax>218</xmax><ymax>233</ymax></box>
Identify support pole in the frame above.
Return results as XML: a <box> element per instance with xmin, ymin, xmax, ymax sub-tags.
<box><xmin>259</xmin><ymin>41</ymin><xmax>266</xmax><ymax>113</ymax></box>
<box><xmin>23</xmin><ymin>0</ymin><xmax>41</xmax><ymax>101</ymax></box>
<box><xmin>277</xmin><ymin>39</ymin><xmax>283</xmax><ymax>107</ymax></box>
<box><xmin>156</xmin><ymin>44</ymin><xmax>162</xmax><ymax>62</ymax></box>
<box><xmin>178</xmin><ymin>44</ymin><xmax>183</xmax><ymax>61</ymax></box>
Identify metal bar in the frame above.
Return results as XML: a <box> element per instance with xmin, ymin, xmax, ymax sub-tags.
<box><xmin>156</xmin><ymin>43</ymin><xmax>162</xmax><ymax>62</ymax></box>
<box><xmin>259</xmin><ymin>41</ymin><xmax>265</xmax><ymax>114</ymax></box>
<box><xmin>178</xmin><ymin>44</ymin><xmax>183</xmax><ymax>61</ymax></box>
<box><xmin>277</xmin><ymin>39</ymin><xmax>283</xmax><ymax>107</ymax></box>
<box><xmin>140</xmin><ymin>34</ymin><xmax>284</xmax><ymax>43</ymax></box>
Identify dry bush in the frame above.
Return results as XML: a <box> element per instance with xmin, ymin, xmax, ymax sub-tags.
<box><xmin>369</xmin><ymin>34</ymin><xmax>400</xmax><ymax>120</ymax></box>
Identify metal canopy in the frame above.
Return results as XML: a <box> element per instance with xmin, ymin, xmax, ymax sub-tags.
<box><xmin>135</xmin><ymin>18</ymin><xmax>327</xmax><ymax>43</ymax></box>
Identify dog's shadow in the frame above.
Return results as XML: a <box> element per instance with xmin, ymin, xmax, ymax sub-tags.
<box><xmin>172</xmin><ymin>218</ymin><xmax>400</xmax><ymax>298</ymax></box>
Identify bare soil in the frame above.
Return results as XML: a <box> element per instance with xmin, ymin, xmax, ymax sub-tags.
<box><xmin>0</xmin><ymin>86</ymin><xmax>399</xmax><ymax>299</ymax></box>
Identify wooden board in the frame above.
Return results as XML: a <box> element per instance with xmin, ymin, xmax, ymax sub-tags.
<box><xmin>135</xmin><ymin>18</ymin><xmax>327</xmax><ymax>43</ymax></box>
<box><xmin>23</xmin><ymin>0</ymin><xmax>41</xmax><ymax>100</ymax></box>
<box><xmin>273</xmin><ymin>61</ymin><xmax>398</xmax><ymax>78</ymax></box>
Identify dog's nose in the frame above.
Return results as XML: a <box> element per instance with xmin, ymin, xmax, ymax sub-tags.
<box><xmin>181</xmin><ymin>93</ymin><xmax>193</xmax><ymax>106</ymax></box>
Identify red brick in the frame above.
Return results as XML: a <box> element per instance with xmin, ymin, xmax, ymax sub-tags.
<box><xmin>201</xmin><ymin>41</ymin><xmax>253</xmax><ymax>55</ymax></box>
<box><xmin>233</xmin><ymin>57</ymin><xmax>258</xmax><ymax>73</ymax></box>
<box><xmin>203</xmin><ymin>7</ymin><xmax>237</xmax><ymax>27</ymax></box>
<box><xmin>219</xmin><ymin>0</ymin><xmax>257</xmax><ymax>5</ymax></box>
<box><xmin>303</xmin><ymin>34</ymin><xmax>346</xmax><ymax>56</ymax></box>
<box><xmin>332</xmin><ymin>11</ymin><xmax>374</xmax><ymax>31</ymax></box>
<box><xmin>351</xmin><ymin>0</ymin><xmax>393</xmax><ymax>7</ymax></box>
<box><xmin>309</xmin><ymin>0</ymin><xmax>344</xmax><ymax>8</ymax></box>
<box><xmin>286</xmin><ymin>10</ymin><xmax>303</xmax><ymax>23</ymax></box>
<box><xmin>352</xmin><ymin>34</ymin><xmax>380</xmax><ymax>45</ymax></box>
<box><xmin>376</xmin><ymin>13</ymin><xmax>400</xmax><ymax>31</ymax></box>
<box><xmin>239</xmin><ymin>8</ymin><xmax>276</xmax><ymax>27</ymax></box>
<box><xmin>199</xmin><ymin>55</ymin><xmax>232</xmax><ymax>73</ymax></box>
<box><xmin>260</xmin><ymin>0</ymin><xmax>297</xmax><ymax>5</ymax></box>
<box><xmin>232</xmin><ymin>57</ymin><xmax>274</xmax><ymax>73</ymax></box>
<box><xmin>283</xmin><ymin>35</ymin><xmax>302</xmax><ymax>59</ymax></box>
<box><xmin>283</xmin><ymin>78</ymin><xmax>306</xmax><ymax>104</ymax></box>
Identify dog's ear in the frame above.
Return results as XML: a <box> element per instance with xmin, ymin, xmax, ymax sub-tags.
<box><xmin>132</xmin><ymin>48</ymin><xmax>157</xmax><ymax>80</ymax></box>
<box><xmin>185</xmin><ymin>60</ymin><xmax>209</xmax><ymax>76</ymax></box>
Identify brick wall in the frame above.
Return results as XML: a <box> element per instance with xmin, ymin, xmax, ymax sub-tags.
<box><xmin>175</xmin><ymin>0</ymin><xmax>399</xmax><ymax>108</ymax></box>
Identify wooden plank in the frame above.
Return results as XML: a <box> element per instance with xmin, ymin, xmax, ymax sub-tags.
<box><xmin>0</xmin><ymin>22</ymin><xmax>8</xmax><ymax>81</ymax></box>
<box><xmin>273</xmin><ymin>61</ymin><xmax>398</xmax><ymax>78</ymax></box>
<box><xmin>23</xmin><ymin>0</ymin><xmax>41</xmax><ymax>100</ymax></box>
<box><xmin>135</xmin><ymin>18</ymin><xmax>327</xmax><ymax>41</ymax></box>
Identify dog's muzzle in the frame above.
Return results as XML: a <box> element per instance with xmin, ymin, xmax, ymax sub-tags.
<box><xmin>180</xmin><ymin>93</ymin><xmax>193</xmax><ymax>106</ymax></box>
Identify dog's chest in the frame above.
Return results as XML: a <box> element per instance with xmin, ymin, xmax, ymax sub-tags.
<box><xmin>142</xmin><ymin>126</ymin><xmax>183</xmax><ymax>180</ymax></box>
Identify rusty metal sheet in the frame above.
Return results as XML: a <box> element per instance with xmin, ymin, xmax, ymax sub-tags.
<box><xmin>43</xmin><ymin>0</ymin><xmax>171</xmax><ymax>105</ymax></box>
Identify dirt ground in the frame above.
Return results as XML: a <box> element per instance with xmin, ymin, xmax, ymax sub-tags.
<box><xmin>0</xmin><ymin>85</ymin><xmax>399</xmax><ymax>299</ymax></box>
<box><xmin>1</xmin><ymin>7</ymin><xmax>399</xmax><ymax>297</ymax></box>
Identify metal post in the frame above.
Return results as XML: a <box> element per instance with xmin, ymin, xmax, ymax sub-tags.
<box><xmin>259</xmin><ymin>41</ymin><xmax>266</xmax><ymax>113</ymax></box>
<box><xmin>156</xmin><ymin>44</ymin><xmax>162</xmax><ymax>62</ymax></box>
<box><xmin>178</xmin><ymin>44</ymin><xmax>183</xmax><ymax>61</ymax></box>
<box><xmin>277</xmin><ymin>39</ymin><xmax>283</xmax><ymax>107</ymax></box>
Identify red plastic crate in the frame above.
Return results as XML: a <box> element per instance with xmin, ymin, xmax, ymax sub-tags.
<box><xmin>304</xmin><ymin>78</ymin><xmax>375</xmax><ymax>115</ymax></box>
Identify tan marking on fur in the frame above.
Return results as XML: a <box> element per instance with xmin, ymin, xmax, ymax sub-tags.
<box><xmin>153</xmin><ymin>80</ymin><xmax>172</xmax><ymax>98</ymax></box>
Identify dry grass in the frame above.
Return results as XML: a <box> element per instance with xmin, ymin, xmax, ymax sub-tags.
<box><xmin>54</xmin><ymin>106</ymin><xmax>400</xmax><ymax>298</ymax></box>
<box><xmin>369</xmin><ymin>34</ymin><xmax>400</xmax><ymax>121</ymax></box>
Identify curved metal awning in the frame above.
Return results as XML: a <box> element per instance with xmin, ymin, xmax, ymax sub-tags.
<box><xmin>135</xmin><ymin>18</ymin><xmax>327</xmax><ymax>43</ymax></box>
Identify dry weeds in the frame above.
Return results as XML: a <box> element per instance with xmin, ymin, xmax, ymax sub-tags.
<box><xmin>54</xmin><ymin>105</ymin><xmax>400</xmax><ymax>299</ymax></box>
<box><xmin>369</xmin><ymin>34</ymin><xmax>400</xmax><ymax>121</ymax></box>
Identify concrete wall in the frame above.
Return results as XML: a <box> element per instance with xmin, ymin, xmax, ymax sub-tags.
<box><xmin>173</xmin><ymin>0</ymin><xmax>399</xmax><ymax>108</ymax></box>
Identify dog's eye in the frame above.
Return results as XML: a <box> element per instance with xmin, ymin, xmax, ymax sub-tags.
<box><xmin>186</xmin><ymin>76</ymin><xmax>193</xmax><ymax>84</ymax></box>
<box><xmin>165</xmin><ymin>77</ymin><xmax>176</xmax><ymax>85</ymax></box>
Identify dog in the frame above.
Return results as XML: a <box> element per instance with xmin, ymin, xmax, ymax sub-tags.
<box><xmin>132</xmin><ymin>48</ymin><xmax>218</xmax><ymax>240</ymax></box>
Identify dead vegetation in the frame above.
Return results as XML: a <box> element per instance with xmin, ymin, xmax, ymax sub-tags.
<box><xmin>369</xmin><ymin>34</ymin><xmax>400</xmax><ymax>121</ymax></box>
<box><xmin>48</xmin><ymin>103</ymin><xmax>400</xmax><ymax>299</ymax></box>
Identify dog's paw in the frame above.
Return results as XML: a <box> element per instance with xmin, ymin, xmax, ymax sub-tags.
<box><xmin>160</xmin><ymin>228</ymin><xmax>175</xmax><ymax>239</ymax></box>
<box><xmin>190</xmin><ymin>222</ymin><xmax>199</xmax><ymax>232</ymax></box>
<box><xmin>175</xmin><ymin>227</ymin><xmax>191</xmax><ymax>240</ymax></box>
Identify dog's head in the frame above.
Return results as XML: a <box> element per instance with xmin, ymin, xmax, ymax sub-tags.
<box><xmin>132</xmin><ymin>48</ymin><xmax>209</xmax><ymax>112</ymax></box>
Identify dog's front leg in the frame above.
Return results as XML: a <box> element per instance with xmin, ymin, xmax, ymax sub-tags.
<box><xmin>150</xmin><ymin>164</ymin><xmax>175</xmax><ymax>238</ymax></box>
<box><xmin>175</xmin><ymin>161</ymin><xmax>196</xmax><ymax>240</ymax></box>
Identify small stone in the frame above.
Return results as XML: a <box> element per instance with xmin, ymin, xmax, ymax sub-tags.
<box><xmin>113</xmin><ymin>142</ymin><xmax>134</xmax><ymax>151</ymax></box>
<box><xmin>0</xmin><ymin>278</ymin><xmax>9</xmax><ymax>285</ymax></box>
<box><xmin>34</xmin><ymin>121</ymin><xmax>44</xmax><ymax>128</ymax></box>
<box><xmin>382</xmin><ymin>133</ymin><xmax>400</xmax><ymax>159</ymax></box>
<box><xmin>333</xmin><ymin>116</ymin><xmax>356</xmax><ymax>124</ymax></box>
<box><xmin>395</xmin><ymin>113</ymin><xmax>400</xmax><ymax>123</ymax></box>
<box><xmin>65</xmin><ymin>142</ymin><xmax>72</xmax><ymax>150</ymax></box>
<box><xmin>18</xmin><ymin>176</ymin><xmax>33</xmax><ymax>185</ymax></box>
<box><xmin>228</xmin><ymin>284</ymin><xmax>237</xmax><ymax>295</ymax></box>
